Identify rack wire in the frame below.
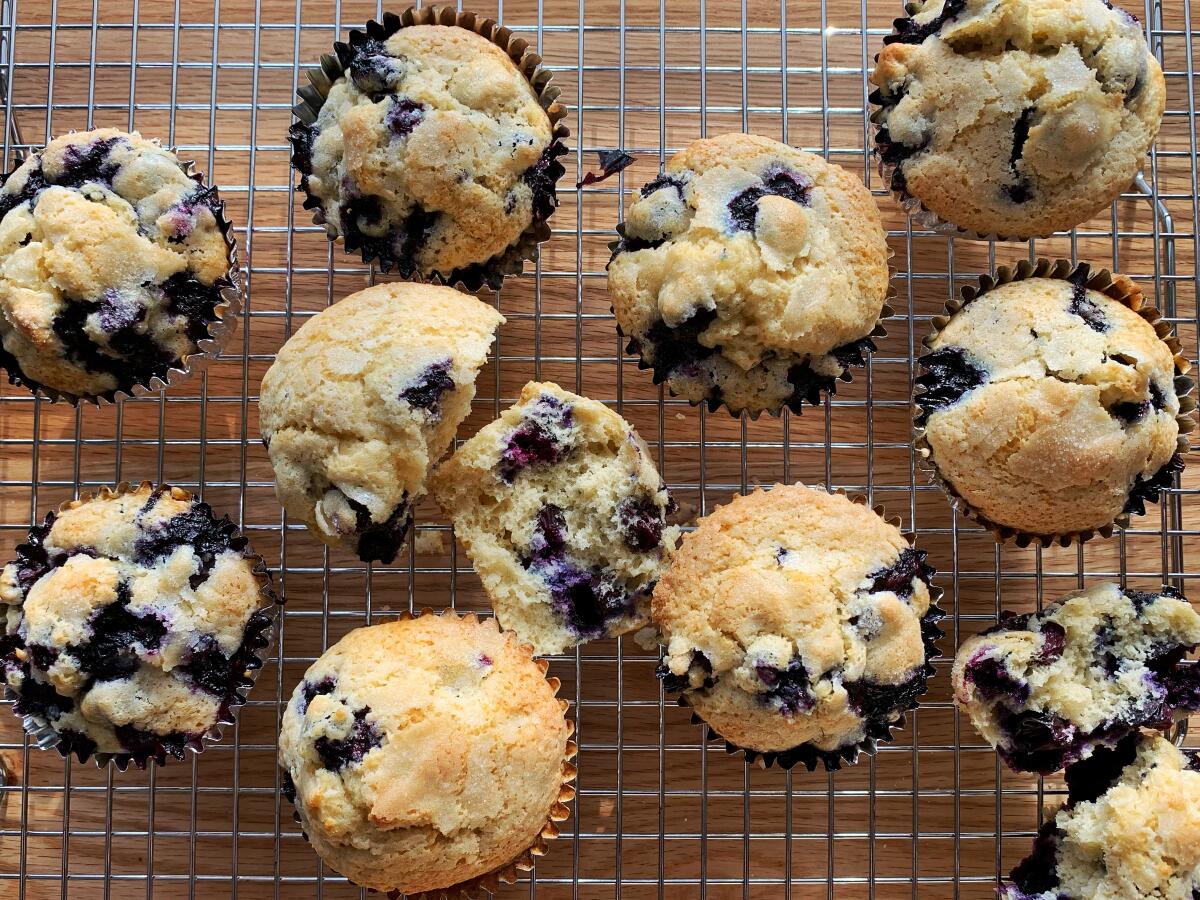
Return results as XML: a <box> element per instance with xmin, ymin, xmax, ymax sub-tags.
<box><xmin>0</xmin><ymin>0</ymin><xmax>1196</xmax><ymax>897</ymax></box>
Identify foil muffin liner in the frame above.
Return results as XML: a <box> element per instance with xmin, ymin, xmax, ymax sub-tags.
<box><xmin>657</xmin><ymin>494</ymin><xmax>944</xmax><ymax>772</ymax></box>
<box><xmin>913</xmin><ymin>257</ymin><xmax>1197</xmax><ymax>548</ymax></box>
<box><xmin>289</xmin><ymin>6</ymin><xmax>571</xmax><ymax>292</ymax></box>
<box><xmin>1</xmin><ymin>482</ymin><xmax>279</xmax><ymax>771</ymax></box>
<box><xmin>280</xmin><ymin>607</ymin><xmax>578</xmax><ymax>900</ymax></box>
<box><xmin>0</xmin><ymin>137</ymin><xmax>242</xmax><ymax>406</ymax></box>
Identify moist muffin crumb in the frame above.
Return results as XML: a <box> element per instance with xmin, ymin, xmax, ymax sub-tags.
<box><xmin>871</xmin><ymin>0</ymin><xmax>1166</xmax><ymax>238</ymax></box>
<box><xmin>430</xmin><ymin>381</ymin><xmax>678</xmax><ymax>656</ymax></box>
<box><xmin>607</xmin><ymin>132</ymin><xmax>890</xmax><ymax>417</ymax></box>
<box><xmin>0</xmin><ymin>483</ymin><xmax>272</xmax><ymax>767</ymax></box>
<box><xmin>259</xmin><ymin>282</ymin><xmax>503</xmax><ymax>564</ymax></box>
<box><xmin>652</xmin><ymin>484</ymin><xmax>941</xmax><ymax>770</ymax></box>
<box><xmin>0</xmin><ymin>128</ymin><xmax>234</xmax><ymax>399</ymax></box>
<box><xmin>952</xmin><ymin>582</ymin><xmax>1200</xmax><ymax>774</ymax></box>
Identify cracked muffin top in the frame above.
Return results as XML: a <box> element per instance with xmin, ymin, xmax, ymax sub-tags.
<box><xmin>290</xmin><ymin>23</ymin><xmax>566</xmax><ymax>281</ymax></box>
<box><xmin>652</xmin><ymin>484</ymin><xmax>940</xmax><ymax>770</ymax></box>
<box><xmin>607</xmin><ymin>133</ymin><xmax>890</xmax><ymax>417</ymax></box>
<box><xmin>277</xmin><ymin>613</ymin><xmax>573</xmax><ymax>896</ymax></box>
<box><xmin>871</xmin><ymin>0</ymin><xmax>1165</xmax><ymax>238</ymax></box>
<box><xmin>0</xmin><ymin>484</ymin><xmax>271</xmax><ymax>766</ymax></box>
<box><xmin>917</xmin><ymin>274</ymin><xmax>1183</xmax><ymax>539</ymax></box>
<box><xmin>0</xmin><ymin>128</ymin><xmax>232</xmax><ymax>399</ymax></box>
<box><xmin>259</xmin><ymin>282</ymin><xmax>503</xmax><ymax>564</ymax></box>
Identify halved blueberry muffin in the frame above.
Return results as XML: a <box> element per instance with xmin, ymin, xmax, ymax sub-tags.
<box><xmin>953</xmin><ymin>582</ymin><xmax>1200</xmax><ymax>775</ymax></box>
<box><xmin>652</xmin><ymin>484</ymin><xmax>941</xmax><ymax>771</ymax></box>
<box><xmin>289</xmin><ymin>16</ymin><xmax>567</xmax><ymax>286</ymax></box>
<box><xmin>278</xmin><ymin>611</ymin><xmax>575</xmax><ymax>896</ymax></box>
<box><xmin>1001</xmin><ymin>732</ymin><xmax>1200</xmax><ymax>898</ymax></box>
<box><xmin>259</xmin><ymin>282</ymin><xmax>503</xmax><ymax>564</ymax></box>
<box><xmin>0</xmin><ymin>128</ymin><xmax>236</xmax><ymax>400</ymax></box>
<box><xmin>871</xmin><ymin>0</ymin><xmax>1165</xmax><ymax>238</ymax></box>
<box><xmin>607</xmin><ymin>132</ymin><xmax>890</xmax><ymax>417</ymax></box>
<box><xmin>916</xmin><ymin>263</ymin><xmax>1192</xmax><ymax>543</ymax></box>
<box><xmin>430</xmin><ymin>381</ymin><xmax>678</xmax><ymax>656</ymax></box>
<box><xmin>0</xmin><ymin>483</ymin><xmax>274</xmax><ymax>768</ymax></box>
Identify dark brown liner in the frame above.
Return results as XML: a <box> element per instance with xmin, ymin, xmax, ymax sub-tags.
<box><xmin>289</xmin><ymin>6</ymin><xmax>570</xmax><ymax>291</ymax></box>
<box><xmin>3</xmin><ymin>482</ymin><xmax>278</xmax><ymax>771</ymax></box>
<box><xmin>913</xmin><ymin>257</ymin><xmax>1197</xmax><ymax>548</ymax></box>
<box><xmin>0</xmin><ymin>138</ymin><xmax>242</xmax><ymax>405</ymax></box>
<box><xmin>658</xmin><ymin>494</ymin><xmax>944</xmax><ymax>772</ymax></box>
<box><xmin>280</xmin><ymin>608</ymin><xmax>577</xmax><ymax>900</ymax></box>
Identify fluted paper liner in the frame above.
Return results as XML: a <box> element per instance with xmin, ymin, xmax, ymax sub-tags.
<box><xmin>0</xmin><ymin>139</ymin><xmax>242</xmax><ymax>405</ymax></box>
<box><xmin>281</xmin><ymin>607</ymin><xmax>577</xmax><ymax>900</ymax></box>
<box><xmin>913</xmin><ymin>257</ymin><xmax>1197</xmax><ymax>548</ymax></box>
<box><xmin>657</xmin><ymin>491</ymin><xmax>944</xmax><ymax>772</ymax></box>
<box><xmin>2</xmin><ymin>482</ymin><xmax>278</xmax><ymax>771</ymax></box>
<box><xmin>290</xmin><ymin>6</ymin><xmax>570</xmax><ymax>291</ymax></box>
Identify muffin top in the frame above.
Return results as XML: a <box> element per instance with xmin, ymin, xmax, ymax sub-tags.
<box><xmin>918</xmin><ymin>275</ymin><xmax>1183</xmax><ymax>538</ymax></box>
<box><xmin>1001</xmin><ymin>733</ymin><xmax>1200</xmax><ymax>899</ymax></box>
<box><xmin>430</xmin><ymin>381</ymin><xmax>678</xmax><ymax>655</ymax></box>
<box><xmin>652</xmin><ymin>484</ymin><xmax>938</xmax><ymax>767</ymax></box>
<box><xmin>278</xmin><ymin>613</ymin><xmax>573</xmax><ymax>896</ymax></box>
<box><xmin>607</xmin><ymin>133</ymin><xmax>890</xmax><ymax>417</ymax></box>
<box><xmin>259</xmin><ymin>282</ymin><xmax>503</xmax><ymax>564</ymax></box>
<box><xmin>0</xmin><ymin>484</ymin><xmax>270</xmax><ymax>765</ymax></box>
<box><xmin>952</xmin><ymin>582</ymin><xmax>1200</xmax><ymax>774</ymax></box>
<box><xmin>0</xmin><ymin>128</ymin><xmax>232</xmax><ymax>398</ymax></box>
<box><xmin>291</xmin><ymin>23</ymin><xmax>564</xmax><ymax>280</ymax></box>
<box><xmin>872</xmin><ymin>0</ymin><xmax>1165</xmax><ymax>237</ymax></box>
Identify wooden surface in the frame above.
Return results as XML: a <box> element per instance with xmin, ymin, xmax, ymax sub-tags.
<box><xmin>0</xmin><ymin>0</ymin><xmax>1198</xmax><ymax>897</ymax></box>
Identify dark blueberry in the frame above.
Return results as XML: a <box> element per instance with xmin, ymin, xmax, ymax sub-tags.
<box><xmin>964</xmin><ymin>650</ymin><xmax>1030</xmax><ymax>704</ymax></box>
<box><xmin>727</xmin><ymin>166</ymin><xmax>813</xmax><ymax>233</ymax></box>
<box><xmin>113</xmin><ymin>723</ymin><xmax>191</xmax><ymax>764</ymax></box>
<box><xmin>68</xmin><ymin>581</ymin><xmax>167</xmax><ymax>684</ymax></box>
<box><xmin>160</xmin><ymin>270</ymin><xmax>223</xmax><ymax>344</ymax></box>
<box><xmin>313</xmin><ymin>706</ymin><xmax>383</xmax><ymax>771</ymax></box>
<box><xmin>52</xmin><ymin>297</ymin><xmax>176</xmax><ymax>395</ymax></box>
<box><xmin>634</xmin><ymin>306</ymin><xmax>719</xmax><ymax>389</ymax></box>
<box><xmin>1186</xmin><ymin>750</ymin><xmax>1200</xmax><ymax>774</ymax></box>
<box><xmin>398</xmin><ymin>358</ymin><xmax>454</xmax><ymax>417</ymax></box>
<box><xmin>1126</xmin><ymin>587</ymin><xmax>1170</xmax><ymax>612</ymax></box>
<box><xmin>56</xmin><ymin>729</ymin><xmax>98</xmax><ymax>764</ymax></box>
<box><xmin>873</xmin><ymin>125</ymin><xmax>926</xmax><ymax>193</ymax></box>
<box><xmin>529</xmin><ymin>555</ymin><xmax>633</xmax><ymax>638</ymax></box>
<box><xmin>756</xmin><ymin>655</ymin><xmax>814</xmax><ymax>715</ymax></box>
<box><xmin>996</xmin><ymin>709</ymin><xmax>1077</xmax><ymax>774</ymax></box>
<box><xmin>298</xmin><ymin>676</ymin><xmax>336</xmax><ymax>715</ymax></box>
<box><xmin>280</xmin><ymin>769</ymin><xmax>298</xmax><ymax>803</ymax></box>
<box><xmin>346</xmin><ymin>38</ymin><xmax>400</xmax><ymax>99</ymax></box>
<box><xmin>385</xmin><ymin>98</ymin><xmax>425</xmax><ymax>138</ymax></box>
<box><xmin>1006</xmin><ymin>823</ymin><xmax>1062</xmax><ymax>895</ymax></box>
<box><xmin>914</xmin><ymin>346</ymin><xmax>987</xmax><ymax>423</ymax></box>
<box><xmin>177</xmin><ymin>625</ymin><xmax>269</xmax><ymax>707</ymax></box>
<box><xmin>134</xmin><ymin>502</ymin><xmax>242</xmax><ymax>588</ymax></box>
<box><xmin>338</xmin><ymin>193</ymin><xmax>440</xmax><ymax>277</ymax></box>
<box><xmin>865</xmin><ymin>548</ymin><xmax>934</xmax><ymax>599</ymax></box>
<box><xmin>657</xmin><ymin>650</ymin><xmax>713</xmax><ymax>694</ymax></box>
<box><xmin>845</xmin><ymin>668</ymin><xmax>929</xmax><ymax>723</ymax></box>
<box><xmin>54</xmin><ymin>136</ymin><xmax>123</xmax><ymax>189</ymax></box>
<box><xmin>884</xmin><ymin>0</ymin><xmax>968</xmax><ymax>45</ymax></box>
<box><xmin>8</xmin><ymin>515</ymin><xmax>56</xmax><ymax>595</ymax></box>
<box><xmin>1124</xmin><ymin>453</ymin><xmax>1184</xmax><ymax>517</ymax></box>
<box><xmin>1008</xmin><ymin>107</ymin><xmax>1034</xmax><ymax>171</ymax></box>
<box><xmin>522</xmin><ymin>141</ymin><xmax>570</xmax><ymax>224</ymax></box>
<box><xmin>1067</xmin><ymin>283</ymin><xmax>1109</xmax><ymax>333</ymax></box>
<box><xmin>498</xmin><ymin>394</ymin><xmax>574</xmax><ymax>483</ymax></box>
<box><xmin>1164</xmin><ymin>662</ymin><xmax>1200</xmax><ymax>711</ymax></box>
<box><xmin>162</xmin><ymin>184</ymin><xmax>222</xmax><ymax>243</ymax></box>
<box><xmin>0</xmin><ymin>164</ymin><xmax>50</xmax><ymax>222</ymax></box>
<box><xmin>11</xmin><ymin>672</ymin><xmax>76</xmax><ymax>722</ymax></box>
<box><xmin>94</xmin><ymin>289</ymin><xmax>145</xmax><ymax>335</ymax></box>
<box><xmin>1063</xmin><ymin>731</ymin><xmax>1140</xmax><ymax>804</ymax></box>
<box><xmin>528</xmin><ymin>504</ymin><xmax>568</xmax><ymax>560</ymax></box>
<box><xmin>1034</xmin><ymin>621</ymin><xmax>1066</xmax><ymax>664</ymax></box>
<box><xmin>577</xmin><ymin>149</ymin><xmax>636</xmax><ymax>188</ymax></box>
<box><xmin>27</xmin><ymin>643</ymin><xmax>59</xmax><ymax>671</ymax></box>
<box><xmin>344</xmin><ymin>495</ymin><xmax>410</xmax><ymax>565</ymax></box>
<box><xmin>1110</xmin><ymin>399</ymin><xmax>1150</xmax><ymax>426</ymax></box>
<box><xmin>1149</xmin><ymin>380</ymin><xmax>1167</xmax><ymax>412</ymax></box>
<box><xmin>288</xmin><ymin>121</ymin><xmax>318</xmax><ymax>176</ymax></box>
<box><xmin>1092</xmin><ymin>620</ymin><xmax>1122</xmax><ymax>677</ymax></box>
<box><xmin>616</xmin><ymin>495</ymin><xmax>666</xmax><ymax>552</ymax></box>
<box><xmin>639</xmin><ymin>174</ymin><xmax>686</xmax><ymax>200</ymax></box>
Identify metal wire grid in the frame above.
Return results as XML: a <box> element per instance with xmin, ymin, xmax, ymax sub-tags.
<box><xmin>0</xmin><ymin>0</ymin><xmax>1197</xmax><ymax>897</ymax></box>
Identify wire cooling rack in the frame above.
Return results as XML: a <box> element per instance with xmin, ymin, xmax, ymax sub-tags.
<box><xmin>0</xmin><ymin>0</ymin><xmax>1197</xmax><ymax>897</ymax></box>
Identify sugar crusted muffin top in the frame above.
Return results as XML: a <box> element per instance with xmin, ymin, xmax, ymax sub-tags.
<box><xmin>0</xmin><ymin>128</ymin><xmax>232</xmax><ymax>398</ymax></box>
<box><xmin>0</xmin><ymin>484</ymin><xmax>270</xmax><ymax>765</ymax></box>
<box><xmin>277</xmin><ymin>613</ymin><xmax>573</xmax><ymax>896</ymax></box>
<box><xmin>1001</xmin><ymin>732</ymin><xmax>1200</xmax><ymax>899</ymax></box>
<box><xmin>607</xmin><ymin>133</ymin><xmax>890</xmax><ymax>417</ymax></box>
<box><xmin>259</xmin><ymin>283</ymin><xmax>503</xmax><ymax>564</ymax></box>
<box><xmin>918</xmin><ymin>275</ymin><xmax>1183</xmax><ymax>538</ymax></box>
<box><xmin>652</xmin><ymin>484</ymin><xmax>939</xmax><ymax>769</ymax></box>
<box><xmin>430</xmin><ymin>381</ymin><xmax>678</xmax><ymax>656</ymax></box>
<box><xmin>952</xmin><ymin>582</ymin><xmax>1200</xmax><ymax>775</ymax></box>
<box><xmin>872</xmin><ymin>0</ymin><xmax>1165</xmax><ymax>238</ymax></box>
<box><xmin>291</xmin><ymin>24</ymin><xmax>564</xmax><ymax>280</ymax></box>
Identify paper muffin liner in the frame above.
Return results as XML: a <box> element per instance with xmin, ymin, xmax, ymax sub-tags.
<box><xmin>0</xmin><ymin>140</ymin><xmax>242</xmax><ymax>406</ymax></box>
<box><xmin>913</xmin><ymin>257</ymin><xmax>1197</xmax><ymax>548</ymax></box>
<box><xmin>280</xmin><ymin>607</ymin><xmax>577</xmax><ymax>900</ymax></box>
<box><xmin>657</xmin><ymin>494</ymin><xmax>944</xmax><ymax>772</ymax></box>
<box><xmin>1</xmin><ymin>482</ymin><xmax>278</xmax><ymax>771</ymax></box>
<box><xmin>289</xmin><ymin>6</ymin><xmax>570</xmax><ymax>291</ymax></box>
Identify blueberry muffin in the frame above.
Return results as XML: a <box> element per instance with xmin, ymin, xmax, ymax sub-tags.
<box><xmin>430</xmin><ymin>381</ymin><xmax>678</xmax><ymax>656</ymax></box>
<box><xmin>871</xmin><ymin>0</ymin><xmax>1165</xmax><ymax>238</ymax></box>
<box><xmin>0</xmin><ymin>484</ymin><xmax>273</xmax><ymax>767</ymax></box>
<box><xmin>916</xmin><ymin>269</ymin><xmax>1188</xmax><ymax>542</ymax></box>
<box><xmin>607</xmin><ymin>133</ymin><xmax>890</xmax><ymax>417</ymax></box>
<box><xmin>290</xmin><ymin>19</ymin><xmax>567</xmax><ymax>284</ymax></box>
<box><xmin>952</xmin><ymin>583</ymin><xmax>1200</xmax><ymax>775</ymax></box>
<box><xmin>1001</xmin><ymin>732</ymin><xmax>1200</xmax><ymax>898</ymax></box>
<box><xmin>652</xmin><ymin>484</ymin><xmax>941</xmax><ymax>770</ymax></box>
<box><xmin>0</xmin><ymin>128</ymin><xmax>235</xmax><ymax>400</ymax></box>
<box><xmin>259</xmin><ymin>283</ymin><xmax>502</xmax><ymax>565</ymax></box>
<box><xmin>278</xmin><ymin>611</ymin><xmax>575</xmax><ymax>896</ymax></box>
